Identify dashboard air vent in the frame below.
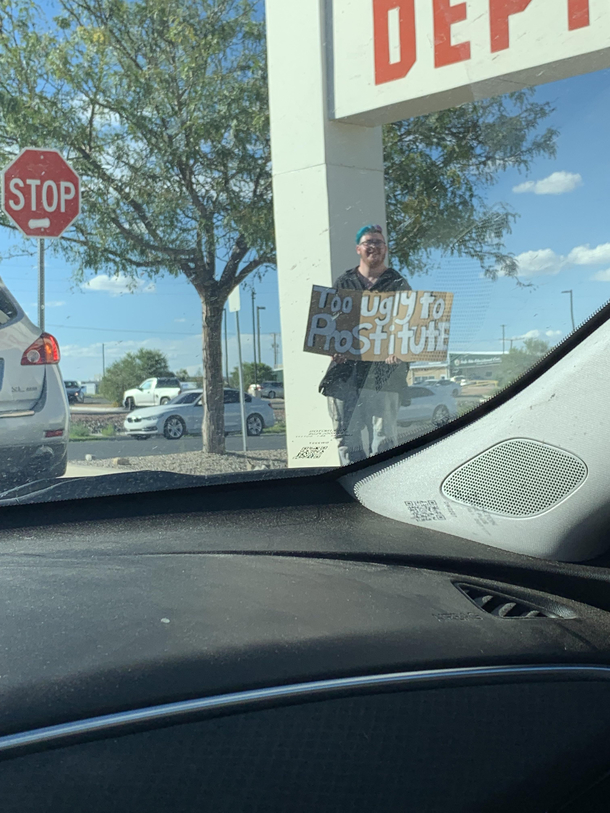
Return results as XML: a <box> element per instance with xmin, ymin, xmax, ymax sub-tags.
<box><xmin>455</xmin><ymin>583</ymin><xmax>558</xmax><ymax>618</ymax></box>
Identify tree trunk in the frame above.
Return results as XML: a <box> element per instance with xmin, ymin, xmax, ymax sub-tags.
<box><xmin>201</xmin><ymin>297</ymin><xmax>226</xmax><ymax>454</ymax></box>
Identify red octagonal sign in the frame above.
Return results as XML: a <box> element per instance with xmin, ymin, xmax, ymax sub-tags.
<box><xmin>2</xmin><ymin>148</ymin><xmax>80</xmax><ymax>238</ymax></box>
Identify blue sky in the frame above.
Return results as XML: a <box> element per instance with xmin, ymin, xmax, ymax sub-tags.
<box><xmin>0</xmin><ymin>67</ymin><xmax>609</xmax><ymax>380</ymax></box>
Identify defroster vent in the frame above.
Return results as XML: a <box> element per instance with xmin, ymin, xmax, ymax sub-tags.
<box><xmin>455</xmin><ymin>583</ymin><xmax>561</xmax><ymax>618</ymax></box>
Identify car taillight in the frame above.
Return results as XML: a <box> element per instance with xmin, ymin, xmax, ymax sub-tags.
<box><xmin>21</xmin><ymin>333</ymin><xmax>61</xmax><ymax>365</ymax></box>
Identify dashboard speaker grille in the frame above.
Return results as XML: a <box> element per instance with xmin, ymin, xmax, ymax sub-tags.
<box><xmin>441</xmin><ymin>439</ymin><xmax>587</xmax><ymax>517</ymax></box>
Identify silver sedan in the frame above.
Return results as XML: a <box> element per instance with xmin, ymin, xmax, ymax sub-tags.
<box><xmin>123</xmin><ymin>388</ymin><xmax>276</xmax><ymax>440</ymax></box>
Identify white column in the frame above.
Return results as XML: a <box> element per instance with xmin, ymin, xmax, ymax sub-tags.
<box><xmin>266</xmin><ymin>0</ymin><xmax>387</xmax><ymax>467</ymax></box>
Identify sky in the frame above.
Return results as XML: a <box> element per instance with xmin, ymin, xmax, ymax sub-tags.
<box><xmin>0</xmin><ymin>65</ymin><xmax>609</xmax><ymax>381</ymax></box>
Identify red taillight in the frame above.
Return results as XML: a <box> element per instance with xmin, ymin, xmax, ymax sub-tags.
<box><xmin>21</xmin><ymin>333</ymin><xmax>61</xmax><ymax>365</ymax></box>
<box><xmin>44</xmin><ymin>429</ymin><xmax>64</xmax><ymax>438</ymax></box>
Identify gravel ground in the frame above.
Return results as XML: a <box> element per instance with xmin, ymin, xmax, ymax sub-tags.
<box><xmin>82</xmin><ymin>449</ymin><xmax>287</xmax><ymax>474</ymax></box>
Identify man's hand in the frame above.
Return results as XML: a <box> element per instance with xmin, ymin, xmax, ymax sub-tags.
<box><xmin>385</xmin><ymin>354</ymin><xmax>401</xmax><ymax>365</ymax></box>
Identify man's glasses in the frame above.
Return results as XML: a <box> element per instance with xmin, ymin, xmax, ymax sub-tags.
<box><xmin>360</xmin><ymin>239</ymin><xmax>385</xmax><ymax>247</ymax></box>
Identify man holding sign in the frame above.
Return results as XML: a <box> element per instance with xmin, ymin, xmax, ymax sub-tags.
<box><xmin>318</xmin><ymin>225</ymin><xmax>412</xmax><ymax>465</ymax></box>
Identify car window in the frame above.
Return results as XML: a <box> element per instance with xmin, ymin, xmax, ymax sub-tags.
<box><xmin>0</xmin><ymin>1</ymin><xmax>607</xmax><ymax>506</ymax></box>
<box><xmin>0</xmin><ymin>289</ymin><xmax>18</xmax><ymax>326</ymax></box>
<box><xmin>171</xmin><ymin>392</ymin><xmax>200</xmax><ymax>405</ymax></box>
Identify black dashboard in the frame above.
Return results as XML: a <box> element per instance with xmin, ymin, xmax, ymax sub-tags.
<box><xmin>1</xmin><ymin>475</ymin><xmax>610</xmax><ymax>811</ymax></box>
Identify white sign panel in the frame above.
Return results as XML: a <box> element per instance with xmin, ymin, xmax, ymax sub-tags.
<box><xmin>228</xmin><ymin>285</ymin><xmax>241</xmax><ymax>313</ymax></box>
<box><xmin>331</xmin><ymin>0</ymin><xmax>610</xmax><ymax>124</ymax></box>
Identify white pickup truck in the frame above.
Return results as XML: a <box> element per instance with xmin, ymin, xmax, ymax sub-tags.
<box><xmin>123</xmin><ymin>377</ymin><xmax>183</xmax><ymax>410</ymax></box>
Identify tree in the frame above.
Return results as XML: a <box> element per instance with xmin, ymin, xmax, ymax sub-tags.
<box><xmin>496</xmin><ymin>339</ymin><xmax>550</xmax><ymax>389</ymax></box>
<box><xmin>0</xmin><ymin>0</ymin><xmax>556</xmax><ymax>452</ymax></box>
<box><xmin>384</xmin><ymin>90</ymin><xmax>557</xmax><ymax>278</ymax></box>
<box><xmin>229</xmin><ymin>361</ymin><xmax>274</xmax><ymax>389</ymax></box>
<box><xmin>0</xmin><ymin>0</ymin><xmax>273</xmax><ymax>453</ymax></box>
<box><xmin>100</xmin><ymin>348</ymin><xmax>172</xmax><ymax>404</ymax></box>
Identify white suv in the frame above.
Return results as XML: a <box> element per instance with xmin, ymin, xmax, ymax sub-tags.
<box><xmin>0</xmin><ymin>278</ymin><xmax>69</xmax><ymax>489</ymax></box>
<box><xmin>123</xmin><ymin>377</ymin><xmax>183</xmax><ymax>410</ymax></box>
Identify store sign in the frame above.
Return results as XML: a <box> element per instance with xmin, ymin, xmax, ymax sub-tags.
<box><xmin>304</xmin><ymin>286</ymin><xmax>453</xmax><ymax>362</ymax></box>
<box><xmin>331</xmin><ymin>0</ymin><xmax>610</xmax><ymax>124</ymax></box>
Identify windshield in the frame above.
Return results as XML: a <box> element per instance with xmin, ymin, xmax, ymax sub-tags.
<box><xmin>0</xmin><ymin>0</ymin><xmax>608</xmax><ymax>503</ymax></box>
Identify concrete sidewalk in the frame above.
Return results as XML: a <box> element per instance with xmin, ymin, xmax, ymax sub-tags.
<box><xmin>63</xmin><ymin>463</ymin><xmax>119</xmax><ymax>478</ymax></box>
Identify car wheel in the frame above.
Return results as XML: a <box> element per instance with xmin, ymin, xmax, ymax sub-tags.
<box><xmin>432</xmin><ymin>405</ymin><xmax>451</xmax><ymax>426</ymax></box>
<box><xmin>77</xmin><ymin>391</ymin><xmax>85</xmax><ymax>403</ymax></box>
<box><xmin>163</xmin><ymin>415</ymin><xmax>186</xmax><ymax>440</ymax></box>
<box><xmin>246</xmin><ymin>413</ymin><xmax>264</xmax><ymax>436</ymax></box>
<box><xmin>267</xmin><ymin>390</ymin><xmax>275</xmax><ymax>399</ymax></box>
<box><xmin>125</xmin><ymin>397</ymin><xmax>135</xmax><ymax>411</ymax></box>
<box><xmin>160</xmin><ymin>397</ymin><xmax>170</xmax><ymax>405</ymax></box>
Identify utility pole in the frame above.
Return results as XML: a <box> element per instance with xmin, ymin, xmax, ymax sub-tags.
<box><xmin>501</xmin><ymin>324</ymin><xmax>506</xmax><ymax>354</ymax></box>
<box><xmin>562</xmin><ymin>290</ymin><xmax>576</xmax><ymax>332</ymax></box>
<box><xmin>256</xmin><ymin>306</ymin><xmax>266</xmax><ymax>367</ymax></box>
<box><xmin>223</xmin><ymin>307</ymin><xmax>229</xmax><ymax>383</ymax></box>
<box><xmin>271</xmin><ymin>333</ymin><xmax>280</xmax><ymax>368</ymax></box>
<box><xmin>102</xmin><ymin>343</ymin><xmax>106</xmax><ymax>378</ymax></box>
<box><xmin>38</xmin><ymin>239</ymin><xmax>45</xmax><ymax>331</ymax></box>
<box><xmin>251</xmin><ymin>288</ymin><xmax>257</xmax><ymax>385</ymax></box>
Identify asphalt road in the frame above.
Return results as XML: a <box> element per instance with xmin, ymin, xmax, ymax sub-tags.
<box><xmin>68</xmin><ymin>432</ymin><xmax>287</xmax><ymax>461</ymax></box>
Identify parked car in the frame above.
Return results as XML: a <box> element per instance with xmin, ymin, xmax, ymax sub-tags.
<box><xmin>422</xmin><ymin>378</ymin><xmax>461</xmax><ymax>398</ymax></box>
<box><xmin>123</xmin><ymin>376</ymin><xmax>183</xmax><ymax>410</ymax></box>
<box><xmin>64</xmin><ymin>380</ymin><xmax>85</xmax><ymax>404</ymax></box>
<box><xmin>0</xmin><ymin>278</ymin><xmax>69</xmax><ymax>488</ymax></box>
<box><xmin>123</xmin><ymin>388</ymin><xmax>275</xmax><ymax>440</ymax></box>
<box><xmin>397</xmin><ymin>385</ymin><xmax>457</xmax><ymax>429</ymax></box>
<box><xmin>260</xmin><ymin>381</ymin><xmax>284</xmax><ymax>399</ymax></box>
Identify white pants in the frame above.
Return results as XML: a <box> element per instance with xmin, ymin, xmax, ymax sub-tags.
<box><xmin>327</xmin><ymin>390</ymin><xmax>400</xmax><ymax>466</ymax></box>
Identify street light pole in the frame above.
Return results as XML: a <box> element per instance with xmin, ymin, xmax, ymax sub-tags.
<box><xmin>256</xmin><ymin>306</ymin><xmax>266</xmax><ymax>367</ymax></box>
<box><xmin>562</xmin><ymin>290</ymin><xmax>576</xmax><ymax>332</ymax></box>
<box><xmin>501</xmin><ymin>324</ymin><xmax>506</xmax><ymax>354</ymax></box>
<box><xmin>102</xmin><ymin>343</ymin><xmax>106</xmax><ymax>378</ymax></box>
<box><xmin>251</xmin><ymin>288</ymin><xmax>257</xmax><ymax>385</ymax></box>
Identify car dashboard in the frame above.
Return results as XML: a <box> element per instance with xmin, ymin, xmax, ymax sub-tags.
<box><xmin>0</xmin><ymin>475</ymin><xmax>610</xmax><ymax>811</ymax></box>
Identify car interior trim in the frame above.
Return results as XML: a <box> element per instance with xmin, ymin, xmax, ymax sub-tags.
<box><xmin>1</xmin><ymin>663</ymin><xmax>609</xmax><ymax>757</ymax></box>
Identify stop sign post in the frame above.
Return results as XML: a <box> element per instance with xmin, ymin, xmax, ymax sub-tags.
<box><xmin>2</xmin><ymin>148</ymin><xmax>80</xmax><ymax>329</ymax></box>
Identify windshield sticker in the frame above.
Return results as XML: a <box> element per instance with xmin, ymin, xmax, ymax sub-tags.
<box><xmin>404</xmin><ymin>500</ymin><xmax>446</xmax><ymax>522</ymax></box>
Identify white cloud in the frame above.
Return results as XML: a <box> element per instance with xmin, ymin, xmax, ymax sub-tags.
<box><xmin>591</xmin><ymin>268</ymin><xmax>610</xmax><ymax>282</ymax></box>
<box><xmin>174</xmin><ymin>318</ymin><xmax>186</xmax><ymax>323</ymax></box>
<box><xmin>513</xmin><ymin>171</ymin><xmax>583</xmax><ymax>196</ymax></box>
<box><xmin>81</xmin><ymin>273</ymin><xmax>156</xmax><ymax>296</ymax></box>
<box><xmin>30</xmin><ymin>300</ymin><xmax>65</xmax><ymax>308</ymax></box>
<box><xmin>521</xmin><ymin>329</ymin><xmax>540</xmax><ymax>339</ymax></box>
<box><xmin>514</xmin><ymin>249</ymin><xmax>565</xmax><ymax>277</ymax></box>
<box><xmin>568</xmin><ymin>243</ymin><xmax>610</xmax><ymax>266</ymax></box>
<box><xmin>545</xmin><ymin>329</ymin><xmax>562</xmax><ymax>337</ymax></box>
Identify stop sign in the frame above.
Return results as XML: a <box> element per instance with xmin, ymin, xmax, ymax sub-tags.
<box><xmin>2</xmin><ymin>148</ymin><xmax>80</xmax><ymax>238</ymax></box>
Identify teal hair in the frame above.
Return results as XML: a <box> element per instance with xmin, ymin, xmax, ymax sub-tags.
<box><xmin>356</xmin><ymin>224</ymin><xmax>383</xmax><ymax>244</ymax></box>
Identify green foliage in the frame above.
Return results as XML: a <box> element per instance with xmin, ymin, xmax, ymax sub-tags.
<box><xmin>229</xmin><ymin>361</ymin><xmax>274</xmax><ymax>388</ymax></box>
<box><xmin>496</xmin><ymin>339</ymin><xmax>550</xmax><ymax>389</ymax></box>
<box><xmin>69</xmin><ymin>422</ymin><xmax>90</xmax><ymax>439</ymax></box>
<box><xmin>100</xmin><ymin>348</ymin><xmax>172</xmax><ymax>404</ymax></box>
<box><xmin>100</xmin><ymin>423</ymin><xmax>116</xmax><ymax>437</ymax></box>
<box><xmin>384</xmin><ymin>90</ymin><xmax>557</xmax><ymax>279</ymax></box>
<box><xmin>175</xmin><ymin>368</ymin><xmax>203</xmax><ymax>386</ymax></box>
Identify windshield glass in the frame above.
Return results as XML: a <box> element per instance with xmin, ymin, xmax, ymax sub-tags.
<box><xmin>0</xmin><ymin>0</ymin><xmax>608</xmax><ymax>502</ymax></box>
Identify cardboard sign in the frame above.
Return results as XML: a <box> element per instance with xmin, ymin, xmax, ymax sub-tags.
<box><xmin>304</xmin><ymin>286</ymin><xmax>453</xmax><ymax>362</ymax></box>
